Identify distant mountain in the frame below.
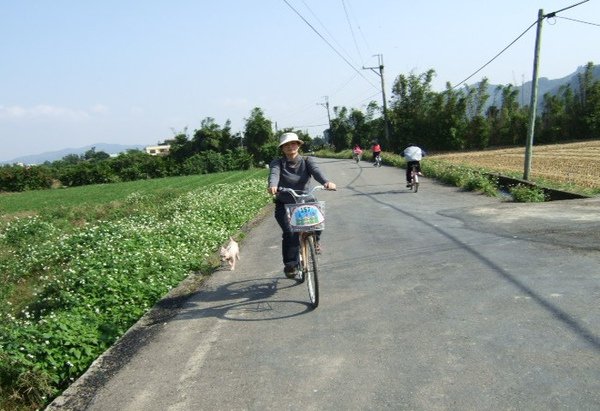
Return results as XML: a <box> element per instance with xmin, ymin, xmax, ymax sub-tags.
<box><xmin>476</xmin><ymin>64</ymin><xmax>600</xmax><ymax>111</ymax></box>
<box><xmin>2</xmin><ymin>143</ymin><xmax>146</xmax><ymax>165</ymax></box>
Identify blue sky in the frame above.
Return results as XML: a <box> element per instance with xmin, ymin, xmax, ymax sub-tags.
<box><xmin>1</xmin><ymin>0</ymin><xmax>598</xmax><ymax>161</ymax></box>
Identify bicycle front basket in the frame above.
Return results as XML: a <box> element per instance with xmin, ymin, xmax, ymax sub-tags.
<box><xmin>285</xmin><ymin>201</ymin><xmax>325</xmax><ymax>232</ymax></box>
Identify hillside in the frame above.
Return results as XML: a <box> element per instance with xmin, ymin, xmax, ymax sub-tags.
<box><xmin>1</xmin><ymin>143</ymin><xmax>146</xmax><ymax>165</ymax></box>
<box><xmin>474</xmin><ymin>63</ymin><xmax>600</xmax><ymax>110</ymax></box>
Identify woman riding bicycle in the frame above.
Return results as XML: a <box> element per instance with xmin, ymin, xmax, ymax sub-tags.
<box><xmin>371</xmin><ymin>141</ymin><xmax>381</xmax><ymax>165</ymax></box>
<box><xmin>352</xmin><ymin>144</ymin><xmax>363</xmax><ymax>162</ymax></box>
<box><xmin>268</xmin><ymin>132</ymin><xmax>336</xmax><ymax>278</ymax></box>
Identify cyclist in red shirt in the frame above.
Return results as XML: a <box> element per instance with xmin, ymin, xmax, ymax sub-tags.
<box><xmin>371</xmin><ymin>141</ymin><xmax>381</xmax><ymax>165</ymax></box>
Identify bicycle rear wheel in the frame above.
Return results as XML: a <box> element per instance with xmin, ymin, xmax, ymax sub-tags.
<box><xmin>304</xmin><ymin>235</ymin><xmax>319</xmax><ymax>308</ymax></box>
<box><xmin>411</xmin><ymin>168</ymin><xmax>419</xmax><ymax>193</ymax></box>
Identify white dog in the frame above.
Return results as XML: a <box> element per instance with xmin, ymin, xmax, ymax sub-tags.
<box><xmin>220</xmin><ymin>237</ymin><xmax>240</xmax><ymax>270</ymax></box>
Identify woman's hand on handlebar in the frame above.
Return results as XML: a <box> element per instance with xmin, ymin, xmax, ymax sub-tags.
<box><xmin>324</xmin><ymin>182</ymin><xmax>336</xmax><ymax>191</ymax></box>
<box><xmin>268</xmin><ymin>186</ymin><xmax>278</xmax><ymax>196</ymax></box>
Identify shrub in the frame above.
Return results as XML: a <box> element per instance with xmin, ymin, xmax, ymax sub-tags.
<box><xmin>0</xmin><ymin>165</ymin><xmax>54</xmax><ymax>192</ymax></box>
<box><xmin>509</xmin><ymin>184</ymin><xmax>547</xmax><ymax>202</ymax></box>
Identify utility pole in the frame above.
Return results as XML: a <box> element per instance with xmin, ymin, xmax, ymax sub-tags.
<box><xmin>523</xmin><ymin>9</ymin><xmax>544</xmax><ymax>181</ymax></box>
<box><xmin>523</xmin><ymin>1</ymin><xmax>588</xmax><ymax>180</ymax></box>
<box><xmin>318</xmin><ymin>96</ymin><xmax>333</xmax><ymax>143</ymax></box>
<box><xmin>363</xmin><ymin>54</ymin><xmax>390</xmax><ymax>147</ymax></box>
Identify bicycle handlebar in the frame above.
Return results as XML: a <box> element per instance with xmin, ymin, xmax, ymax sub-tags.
<box><xmin>278</xmin><ymin>185</ymin><xmax>327</xmax><ymax>199</ymax></box>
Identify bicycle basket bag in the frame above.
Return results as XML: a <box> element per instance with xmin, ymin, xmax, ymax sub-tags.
<box><xmin>285</xmin><ymin>202</ymin><xmax>326</xmax><ymax>232</ymax></box>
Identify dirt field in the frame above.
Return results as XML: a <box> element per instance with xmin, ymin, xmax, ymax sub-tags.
<box><xmin>430</xmin><ymin>140</ymin><xmax>600</xmax><ymax>190</ymax></box>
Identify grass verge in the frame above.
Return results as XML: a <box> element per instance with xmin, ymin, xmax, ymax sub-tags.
<box><xmin>0</xmin><ymin>170</ymin><xmax>270</xmax><ymax>410</ymax></box>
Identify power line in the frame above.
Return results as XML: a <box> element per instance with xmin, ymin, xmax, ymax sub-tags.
<box><xmin>453</xmin><ymin>0</ymin><xmax>594</xmax><ymax>90</ymax></box>
<box><xmin>282</xmin><ymin>0</ymin><xmax>377</xmax><ymax>89</ymax></box>
<box><xmin>550</xmin><ymin>0</ymin><xmax>589</xmax><ymax>15</ymax></box>
<box><xmin>289</xmin><ymin>123</ymin><xmax>330</xmax><ymax>128</ymax></box>
<box><xmin>345</xmin><ymin>0</ymin><xmax>373</xmax><ymax>57</ymax></box>
<box><xmin>299</xmin><ymin>0</ymin><xmax>359</xmax><ymax>67</ymax></box>
<box><xmin>452</xmin><ymin>20</ymin><xmax>538</xmax><ymax>89</ymax></box>
<box><xmin>555</xmin><ymin>16</ymin><xmax>600</xmax><ymax>27</ymax></box>
<box><xmin>342</xmin><ymin>0</ymin><xmax>363</xmax><ymax>64</ymax></box>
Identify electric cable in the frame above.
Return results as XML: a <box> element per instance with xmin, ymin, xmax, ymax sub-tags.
<box><xmin>451</xmin><ymin>20</ymin><xmax>538</xmax><ymax>89</ymax></box>
<box><xmin>342</xmin><ymin>0</ymin><xmax>364</xmax><ymax>64</ymax></box>
<box><xmin>452</xmin><ymin>0</ymin><xmax>593</xmax><ymax>90</ymax></box>
<box><xmin>282</xmin><ymin>0</ymin><xmax>378</xmax><ymax>89</ymax></box>
<box><xmin>299</xmin><ymin>0</ymin><xmax>359</xmax><ymax>67</ymax></box>
<box><xmin>555</xmin><ymin>16</ymin><xmax>600</xmax><ymax>27</ymax></box>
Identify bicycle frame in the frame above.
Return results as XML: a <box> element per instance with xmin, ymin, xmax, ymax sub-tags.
<box><xmin>278</xmin><ymin>186</ymin><xmax>325</xmax><ymax>308</ymax></box>
<box><xmin>374</xmin><ymin>154</ymin><xmax>382</xmax><ymax>167</ymax></box>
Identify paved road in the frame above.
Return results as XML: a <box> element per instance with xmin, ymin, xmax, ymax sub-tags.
<box><xmin>50</xmin><ymin>158</ymin><xmax>600</xmax><ymax>410</ymax></box>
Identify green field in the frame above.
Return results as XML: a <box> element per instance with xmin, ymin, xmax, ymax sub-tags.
<box><xmin>0</xmin><ymin>169</ymin><xmax>268</xmax><ymax>216</ymax></box>
<box><xmin>0</xmin><ymin>169</ymin><xmax>270</xmax><ymax>410</ymax></box>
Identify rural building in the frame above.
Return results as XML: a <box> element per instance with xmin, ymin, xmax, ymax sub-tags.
<box><xmin>145</xmin><ymin>145</ymin><xmax>171</xmax><ymax>156</ymax></box>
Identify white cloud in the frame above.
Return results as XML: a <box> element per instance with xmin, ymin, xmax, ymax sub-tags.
<box><xmin>0</xmin><ymin>104</ymin><xmax>91</xmax><ymax>121</ymax></box>
<box><xmin>90</xmin><ymin>104</ymin><xmax>109</xmax><ymax>114</ymax></box>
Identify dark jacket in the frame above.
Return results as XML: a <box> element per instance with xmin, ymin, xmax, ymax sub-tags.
<box><xmin>268</xmin><ymin>156</ymin><xmax>329</xmax><ymax>204</ymax></box>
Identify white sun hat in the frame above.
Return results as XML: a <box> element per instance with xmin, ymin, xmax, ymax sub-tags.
<box><xmin>278</xmin><ymin>132</ymin><xmax>304</xmax><ymax>147</ymax></box>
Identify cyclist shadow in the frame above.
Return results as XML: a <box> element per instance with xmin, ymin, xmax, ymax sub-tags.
<box><xmin>172</xmin><ymin>277</ymin><xmax>315</xmax><ymax>322</ymax></box>
<box><xmin>352</xmin><ymin>189</ymin><xmax>410</xmax><ymax>195</ymax></box>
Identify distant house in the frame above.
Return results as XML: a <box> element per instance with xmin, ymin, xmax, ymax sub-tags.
<box><xmin>145</xmin><ymin>145</ymin><xmax>171</xmax><ymax>156</ymax></box>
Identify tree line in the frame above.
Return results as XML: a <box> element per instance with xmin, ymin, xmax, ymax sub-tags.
<box><xmin>329</xmin><ymin>61</ymin><xmax>599</xmax><ymax>153</ymax></box>
<box><xmin>1</xmin><ymin>62</ymin><xmax>598</xmax><ymax>193</ymax></box>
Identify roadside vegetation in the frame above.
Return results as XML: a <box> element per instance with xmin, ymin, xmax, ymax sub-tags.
<box><xmin>320</xmin><ymin>140</ymin><xmax>600</xmax><ymax>201</ymax></box>
<box><xmin>0</xmin><ymin>170</ymin><xmax>270</xmax><ymax>410</ymax></box>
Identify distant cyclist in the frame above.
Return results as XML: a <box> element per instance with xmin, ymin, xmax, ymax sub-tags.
<box><xmin>371</xmin><ymin>141</ymin><xmax>381</xmax><ymax>165</ymax></box>
<box><xmin>401</xmin><ymin>143</ymin><xmax>426</xmax><ymax>187</ymax></box>
<box><xmin>352</xmin><ymin>144</ymin><xmax>363</xmax><ymax>162</ymax></box>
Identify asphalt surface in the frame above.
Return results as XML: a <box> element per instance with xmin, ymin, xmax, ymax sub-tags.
<box><xmin>48</xmin><ymin>158</ymin><xmax>600</xmax><ymax>410</ymax></box>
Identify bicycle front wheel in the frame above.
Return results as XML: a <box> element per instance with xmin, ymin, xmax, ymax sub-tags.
<box><xmin>305</xmin><ymin>235</ymin><xmax>319</xmax><ymax>308</ymax></box>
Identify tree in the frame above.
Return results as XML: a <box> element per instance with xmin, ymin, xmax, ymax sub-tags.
<box><xmin>576</xmin><ymin>62</ymin><xmax>600</xmax><ymax>139</ymax></box>
<box><xmin>389</xmin><ymin>69</ymin><xmax>437</xmax><ymax>151</ymax></box>
<box><xmin>463</xmin><ymin>79</ymin><xmax>491</xmax><ymax>149</ymax></box>
<box><xmin>540</xmin><ymin>89</ymin><xmax>567</xmax><ymax>143</ymax></box>
<box><xmin>433</xmin><ymin>84</ymin><xmax>468</xmax><ymax>150</ymax></box>
<box><xmin>192</xmin><ymin>117</ymin><xmax>235</xmax><ymax>153</ymax></box>
<box><xmin>83</xmin><ymin>147</ymin><xmax>111</xmax><ymax>162</ymax></box>
<box><xmin>243</xmin><ymin>107</ymin><xmax>274</xmax><ymax>163</ymax></box>
<box><xmin>61</xmin><ymin>153</ymin><xmax>82</xmax><ymax>165</ymax></box>
<box><xmin>329</xmin><ymin>106</ymin><xmax>352</xmax><ymax>150</ymax></box>
<box><xmin>168</xmin><ymin>131</ymin><xmax>193</xmax><ymax>162</ymax></box>
<box><xmin>487</xmin><ymin>84</ymin><xmax>524</xmax><ymax>146</ymax></box>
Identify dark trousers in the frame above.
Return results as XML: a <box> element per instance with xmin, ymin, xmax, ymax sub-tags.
<box><xmin>406</xmin><ymin>161</ymin><xmax>421</xmax><ymax>182</ymax></box>
<box><xmin>274</xmin><ymin>201</ymin><xmax>321</xmax><ymax>268</ymax></box>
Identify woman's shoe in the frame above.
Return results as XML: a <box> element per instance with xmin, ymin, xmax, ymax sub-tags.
<box><xmin>284</xmin><ymin>265</ymin><xmax>297</xmax><ymax>278</ymax></box>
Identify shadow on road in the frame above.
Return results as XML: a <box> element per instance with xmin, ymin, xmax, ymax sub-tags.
<box><xmin>346</xmin><ymin>184</ymin><xmax>600</xmax><ymax>353</ymax></box>
<box><xmin>172</xmin><ymin>277</ymin><xmax>316</xmax><ymax>322</ymax></box>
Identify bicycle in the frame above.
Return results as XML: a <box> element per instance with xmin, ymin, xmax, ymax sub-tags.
<box><xmin>408</xmin><ymin>164</ymin><xmax>420</xmax><ymax>192</ymax></box>
<box><xmin>278</xmin><ymin>186</ymin><xmax>327</xmax><ymax>309</ymax></box>
<box><xmin>374</xmin><ymin>154</ymin><xmax>382</xmax><ymax>167</ymax></box>
<box><xmin>352</xmin><ymin>151</ymin><xmax>362</xmax><ymax>163</ymax></box>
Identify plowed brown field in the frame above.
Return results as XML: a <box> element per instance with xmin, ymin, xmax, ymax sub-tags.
<box><xmin>430</xmin><ymin>141</ymin><xmax>600</xmax><ymax>190</ymax></box>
